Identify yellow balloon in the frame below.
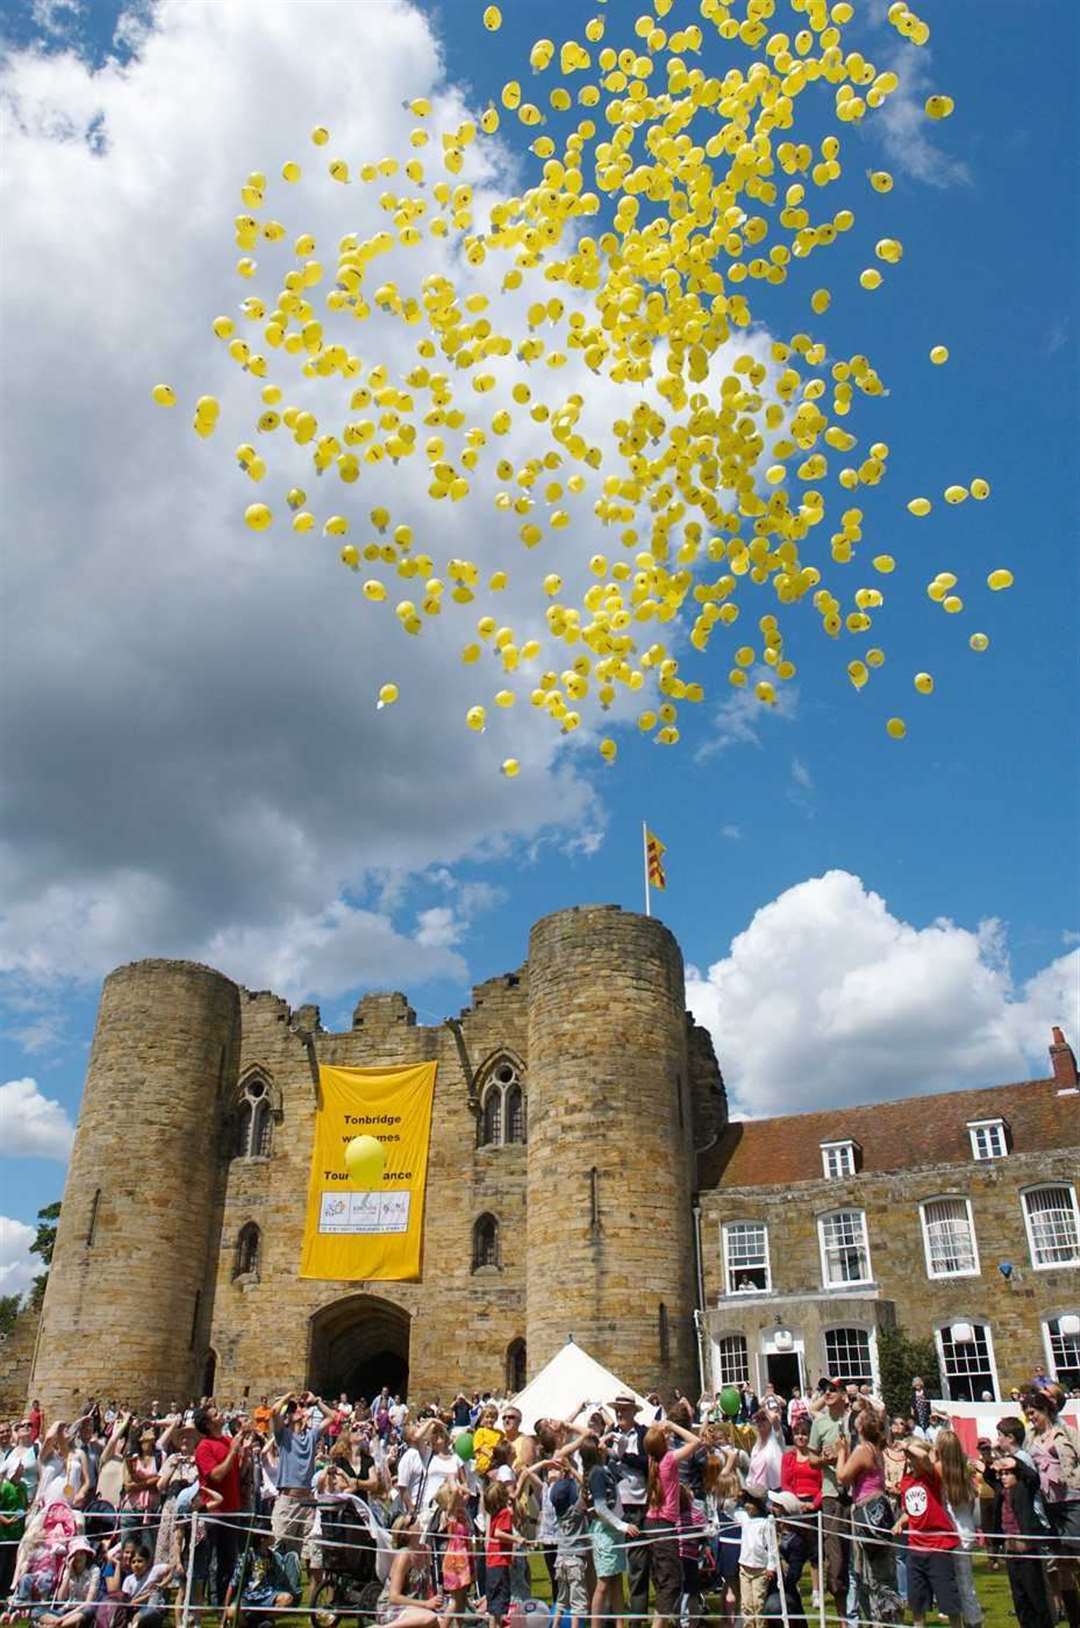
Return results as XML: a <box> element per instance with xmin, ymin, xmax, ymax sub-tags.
<box><xmin>969</xmin><ymin>632</ymin><xmax>990</xmax><ymax>652</ymax></box>
<box><xmin>886</xmin><ymin>717</ymin><xmax>907</xmax><ymax>740</ymax></box>
<box><xmin>924</xmin><ymin>94</ymin><xmax>954</xmax><ymax>120</ymax></box>
<box><xmin>970</xmin><ymin>477</ymin><xmax>990</xmax><ymax>500</ymax></box>
<box><xmin>245</xmin><ymin>503</ymin><xmax>272</xmax><ymax>531</ymax></box>
<box><xmin>929</xmin><ymin>344</ymin><xmax>949</xmax><ymax>364</ymax></box>
<box><xmin>873</xmin><ymin>555</ymin><xmax>895</xmax><ymax>574</ymax></box>
<box><xmin>599</xmin><ymin>738</ymin><xmax>617</xmax><ymax>762</ymax></box>
<box><xmin>483</xmin><ymin>4</ymin><xmax>502</xmax><ymax>28</ymax></box>
<box><xmin>944</xmin><ymin>484</ymin><xmax>968</xmax><ymax>504</ymax></box>
<box><xmin>344</xmin><ymin>1134</ymin><xmax>385</xmax><ymax>1186</ymax></box>
<box><xmin>377</xmin><ymin>682</ymin><xmax>399</xmax><ymax>707</ymax></box>
<box><xmin>311</xmin><ymin>125</ymin><xmax>330</xmax><ymax>145</ymax></box>
<box><xmin>869</xmin><ymin>170</ymin><xmax>893</xmax><ymax>192</ymax></box>
<box><xmin>907</xmin><ymin>497</ymin><xmax>932</xmax><ymax>516</ymax></box>
<box><xmin>466</xmin><ymin>705</ymin><xmax>486</xmax><ymax>732</ymax></box>
<box><xmin>859</xmin><ymin>268</ymin><xmax>883</xmax><ymax>291</ymax></box>
<box><xmin>987</xmin><ymin>569</ymin><xmax>1013</xmax><ymax>591</ymax></box>
<box><xmin>151</xmin><ymin>383</ymin><xmax>176</xmax><ymax>407</ymax></box>
<box><xmin>282</xmin><ymin>161</ymin><xmax>301</xmax><ymax>182</ymax></box>
<box><xmin>914</xmin><ymin>672</ymin><xmax>934</xmax><ymax>694</ymax></box>
<box><xmin>501</xmin><ymin>757</ymin><xmax>520</xmax><ymax>777</ymax></box>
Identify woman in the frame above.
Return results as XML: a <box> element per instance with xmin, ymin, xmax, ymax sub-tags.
<box><xmin>933</xmin><ymin>1429</ymin><xmax>983</xmax><ymax>1627</ymax></box>
<box><xmin>1025</xmin><ymin>1387</ymin><xmax>1080</xmax><ymax>1628</ymax></box>
<box><xmin>374</xmin><ymin>1515</ymin><xmax>441</xmax><ymax>1628</ymax></box>
<box><xmin>748</xmin><ymin>1410</ymin><xmax>783</xmax><ymax>1492</ymax></box>
<box><xmin>35</xmin><ymin>1422</ymin><xmax>90</xmax><ymax>1512</ymax></box>
<box><xmin>644</xmin><ymin>1418</ymin><xmax>702</xmax><ymax>1628</ymax></box>
<box><xmin>837</xmin><ymin>1407</ymin><xmax>902</xmax><ymax>1625</ymax></box>
<box><xmin>578</xmin><ymin>1433</ymin><xmax>639</xmax><ymax>1628</ymax></box>
<box><xmin>152</xmin><ymin>1422</ymin><xmax>200</xmax><ymax>1570</ymax></box>
<box><xmin>121</xmin><ymin>1428</ymin><xmax>161</xmax><ymax>1538</ymax></box>
<box><xmin>781</xmin><ymin>1419</ymin><xmax>822</xmax><ymax>1607</ymax></box>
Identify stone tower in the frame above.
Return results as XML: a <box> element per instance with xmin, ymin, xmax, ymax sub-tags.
<box><xmin>525</xmin><ymin>905</ymin><xmax>698</xmax><ymax>1392</ymax></box>
<box><xmin>30</xmin><ymin>961</ymin><xmax>240</xmax><ymax>1418</ymax></box>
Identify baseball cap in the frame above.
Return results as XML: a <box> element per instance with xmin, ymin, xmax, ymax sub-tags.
<box><xmin>769</xmin><ymin>1491</ymin><xmax>803</xmax><ymax>1517</ymax></box>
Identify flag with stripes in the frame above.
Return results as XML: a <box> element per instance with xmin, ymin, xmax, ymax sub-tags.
<box><xmin>645</xmin><ymin>828</ymin><xmax>667</xmax><ymax>891</ymax></box>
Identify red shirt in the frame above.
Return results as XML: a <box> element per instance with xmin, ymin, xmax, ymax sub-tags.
<box><xmin>486</xmin><ymin>1506</ymin><xmax>513</xmax><ymax>1569</ymax></box>
<box><xmin>195</xmin><ymin>1435</ymin><xmax>240</xmax><ymax>1513</ymax></box>
<box><xmin>899</xmin><ymin>1469</ymin><xmax>959</xmax><ymax>1551</ymax></box>
<box><xmin>781</xmin><ymin>1450</ymin><xmax>823</xmax><ymax>1509</ymax></box>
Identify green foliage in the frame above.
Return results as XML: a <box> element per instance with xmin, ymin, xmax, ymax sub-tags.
<box><xmin>877</xmin><ymin>1323</ymin><xmax>942</xmax><ymax>1417</ymax></box>
<box><xmin>0</xmin><ymin>1293</ymin><xmax>21</xmax><ymax>1336</ymax></box>
<box><xmin>26</xmin><ymin>1200</ymin><xmax>61</xmax><ymax>1310</ymax></box>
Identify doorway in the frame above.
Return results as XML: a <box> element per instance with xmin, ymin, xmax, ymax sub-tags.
<box><xmin>308</xmin><ymin>1293</ymin><xmax>411</xmax><ymax>1403</ymax></box>
<box><xmin>766</xmin><ymin>1352</ymin><xmax>801</xmax><ymax>1396</ymax></box>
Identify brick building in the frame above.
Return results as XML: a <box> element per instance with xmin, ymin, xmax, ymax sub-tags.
<box><xmin>9</xmin><ymin>905</ymin><xmax>1080</xmax><ymax>1418</ymax></box>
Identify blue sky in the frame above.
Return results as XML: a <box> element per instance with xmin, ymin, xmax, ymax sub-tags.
<box><xmin>0</xmin><ymin>0</ymin><xmax>1077</xmax><ymax>1287</ymax></box>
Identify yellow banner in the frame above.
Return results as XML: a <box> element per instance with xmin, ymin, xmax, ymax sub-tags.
<box><xmin>300</xmin><ymin>1061</ymin><xmax>438</xmax><ymax>1281</ymax></box>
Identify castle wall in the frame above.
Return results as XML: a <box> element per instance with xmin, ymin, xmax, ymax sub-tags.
<box><xmin>30</xmin><ymin>961</ymin><xmax>240</xmax><ymax>1418</ymax></box>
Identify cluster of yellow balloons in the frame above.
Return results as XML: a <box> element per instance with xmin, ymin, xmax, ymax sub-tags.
<box><xmin>153</xmin><ymin>0</ymin><xmax>1008</xmax><ymax>766</ymax></box>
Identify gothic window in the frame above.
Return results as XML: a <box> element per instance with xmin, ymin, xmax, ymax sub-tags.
<box><xmin>232</xmin><ymin>1073</ymin><xmax>274</xmax><ymax>1160</ymax></box>
<box><xmin>473</xmin><ymin>1213</ymin><xmax>500</xmax><ymax>1270</ymax></box>
<box><xmin>481</xmin><ymin>1087</ymin><xmax>502</xmax><ymax>1148</ymax></box>
<box><xmin>234</xmin><ymin>1222</ymin><xmax>261</xmax><ymax>1279</ymax></box>
<box><xmin>477</xmin><ymin>1055</ymin><xmax>526</xmax><ymax>1147</ymax></box>
<box><xmin>506</xmin><ymin>1338</ymin><xmax>527</xmax><ymax>1392</ymax></box>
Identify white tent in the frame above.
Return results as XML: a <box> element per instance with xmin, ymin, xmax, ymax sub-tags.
<box><xmin>510</xmin><ymin>1337</ymin><xmax>656</xmax><ymax>1434</ymax></box>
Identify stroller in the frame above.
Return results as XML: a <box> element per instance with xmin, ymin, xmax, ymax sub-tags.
<box><xmin>310</xmin><ymin>1496</ymin><xmax>389</xmax><ymax>1627</ymax></box>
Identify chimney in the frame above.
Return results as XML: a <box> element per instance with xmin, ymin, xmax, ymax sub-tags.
<box><xmin>1050</xmin><ymin>1026</ymin><xmax>1079</xmax><ymax>1091</ymax></box>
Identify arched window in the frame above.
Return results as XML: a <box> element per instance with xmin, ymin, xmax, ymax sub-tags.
<box><xmin>507</xmin><ymin>1338</ymin><xmax>527</xmax><ymax>1393</ymax></box>
<box><xmin>473</xmin><ymin>1213</ymin><xmax>499</xmax><ymax>1271</ymax></box>
<box><xmin>234</xmin><ymin>1222</ymin><xmax>261</xmax><ymax>1279</ymax></box>
<box><xmin>481</xmin><ymin>1087</ymin><xmax>502</xmax><ymax>1148</ymax></box>
<box><xmin>505</xmin><ymin>1084</ymin><xmax>526</xmax><ymax>1144</ymax></box>
<box><xmin>477</xmin><ymin>1055</ymin><xmax>526</xmax><ymax>1147</ymax></box>
<box><xmin>232</xmin><ymin>1073</ymin><xmax>274</xmax><ymax>1160</ymax></box>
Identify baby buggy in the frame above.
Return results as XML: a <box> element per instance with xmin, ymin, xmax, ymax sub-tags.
<box><xmin>311</xmin><ymin>1496</ymin><xmax>389</xmax><ymax>1628</ymax></box>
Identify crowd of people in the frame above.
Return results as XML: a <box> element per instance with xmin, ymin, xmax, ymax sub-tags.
<box><xmin>1</xmin><ymin>1373</ymin><xmax>1078</xmax><ymax>1628</ymax></box>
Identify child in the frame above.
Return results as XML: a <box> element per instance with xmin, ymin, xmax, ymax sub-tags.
<box><xmin>549</xmin><ymin>1468</ymin><xmax>589</xmax><ymax>1628</ymax></box>
<box><xmin>677</xmin><ymin>1483</ymin><xmax>706</xmax><ymax>1628</ymax></box>
<box><xmin>982</xmin><ymin>1449</ymin><xmax>1054</xmax><ymax>1628</ymax></box>
<box><xmin>895</xmin><ymin>1440</ymin><xmax>962</xmax><ymax>1628</ymax></box>
<box><xmin>122</xmin><ymin>1542</ymin><xmax>175</xmax><ymax>1628</ymax></box>
<box><xmin>731</xmin><ymin>1483</ymin><xmax>778</xmax><ymax>1628</ymax></box>
<box><xmin>706</xmin><ymin>1457</ymin><xmax>742</xmax><ymax>1628</ymax></box>
<box><xmin>473</xmin><ymin>1411</ymin><xmax>503</xmax><ymax>1478</ymax></box>
<box><xmin>436</xmin><ymin>1481</ymin><xmax>473</xmax><ymax>1628</ymax></box>
<box><xmin>483</xmin><ymin>1481</ymin><xmax>527</xmax><ymax>1628</ymax></box>
<box><xmin>222</xmin><ymin>1525</ymin><xmax>301</xmax><ymax>1623</ymax></box>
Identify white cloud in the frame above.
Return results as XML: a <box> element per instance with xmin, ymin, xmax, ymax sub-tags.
<box><xmin>720</xmin><ymin>824</ymin><xmax>742</xmax><ymax>842</ymax></box>
<box><xmin>697</xmin><ymin>668</ymin><xmax>799</xmax><ymax>760</ymax></box>
<box><xmin>686</xmin><ymin>870</ymin><xmax>1080</xmax><ymax>1118</ymax></box>
<box><xmin>0</xmin><ymin>0</ymin><xmax>614</xmax><ymax>1007</ymax></box>
<box><xmin>0</xmin><ymin>1216</ymin><xmax>38</xmax><ymax>1301</ymax></box>
<box><xmin>0</xmin><ymin>1077</ymin><xmax>75</xmax><ymax>1159</ymax></box>
<box><xmin>871</xmin><ymin>47</ymin><xmax>971</xmax><ymax>188</ymax></box>
<box><xmin>791</xmin><ymin>756</ymin><xmax>813</xmax><ymax>792</ymax></box>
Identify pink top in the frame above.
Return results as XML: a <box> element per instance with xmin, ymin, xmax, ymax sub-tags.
<box><xmin>650</xmin><ymin>1452</ymin><xmax>681</xmax><ymax>1523</ymax></box>
<box><xmin>852</xmin><ymin>1456</ymin><xmax>886</xmax><ymax>1503</ymax></box>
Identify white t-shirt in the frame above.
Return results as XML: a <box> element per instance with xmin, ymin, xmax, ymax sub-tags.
<box><xmin>390</xmin><ymin>1404</ymin><xmax>409</xmax><ymax>1430</ymax></box>
<box><xmin>2</xmin><ymin>1446</ymin><xmax>39</xmax><ymax>1503</ymax></box>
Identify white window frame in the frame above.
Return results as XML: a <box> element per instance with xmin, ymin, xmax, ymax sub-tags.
<box><xmin>818</xmin><ymin>1209</ymin><xmax>873</xmax><ymax>1288</ymax></box>
<box><xmin>821</xmin><ymin>1140</ymin><xmax>857</xmax><ymax>1179</ymax></box>
<box><xmin>1022</xmin><ymin>1183</ymin><xmax>1080</xmax><ymax>1271</ymax></box>
<box><xmin>715</xmin><ymin>1333</ymin><xmax>750</xmax><ymax>1386</ymax></box>
<box><xmin>722</xmin><ymin>1221</ymin><xmax>772</xmax><ymax>1295</ymax></box>
<box><xmin>823</xmin><ymin>1325</ymin><xmax>878</xmax><ymax>1390</ymax></box>
<box><xmin>967</xmin><ymin>1118</ymin><xmax>1008</xmax><ymax>1161</ymax></box>
<box><xmin>1042</xmin><ymin>1314</ymin><xmax>1080</xmax><ymax>1387</ymax></box>
<box><xmin>935</xmin><ymin>1319</ymin><xmax>999</xmax><ymax>1402</ymax></box>
<box><xmin>920</xmin><ymin>1196</ymin><xmax>981</xmax><ymax>1280</ymax></box>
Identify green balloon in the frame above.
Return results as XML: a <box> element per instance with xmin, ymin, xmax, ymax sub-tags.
<box><xmin>719</xmin><ymin>1386</ymin><xmax>741</xmax><ymax>1418</ymax></box>
<box><xmin>454</xmin><ymin>1431</ymin><xmax>474</xmax><ymax>1461</ymax></box>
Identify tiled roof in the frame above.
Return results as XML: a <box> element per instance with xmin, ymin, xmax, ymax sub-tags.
<box><xmin>698</xmin><ymin>1073</ymin><xmax>1075</xmax><ymax>1190</ymax></box>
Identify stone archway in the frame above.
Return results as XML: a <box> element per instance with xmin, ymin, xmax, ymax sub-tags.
<box><xmin>308</xmin><ymin>1293</ymin><xmax>411</xmax><ymax>1404</ymax></box>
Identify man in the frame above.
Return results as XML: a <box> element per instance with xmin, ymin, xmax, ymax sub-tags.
<box><xmin>607</xmin><ymin>1394</ymin><xmax>650</xmax><ymax>1624</ymax></box>
<box><xmin>193</xmin><ymin>1403</ymin><xmax>253</xmax><ymax>1604</ymax></box>
<box><xmin>270</xmin><ymin>1391</ymin><xmax>335</xmax><ymax>1568</ymax></box>
<box><xmin>808</xmin><ymin>1380</ymin><xmax>849</xmax><ymax>1616</ymax></box>
<box><xmin>2</xmin><ymin>1419</ymin><xmax>39</xmax><ymax>1508</ymax></box>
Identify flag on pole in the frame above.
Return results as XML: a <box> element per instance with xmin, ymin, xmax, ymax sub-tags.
<box><xmin>645</xmin><ymin>828</ymin><xmax>667</xmax><ymax>891</ymax></box>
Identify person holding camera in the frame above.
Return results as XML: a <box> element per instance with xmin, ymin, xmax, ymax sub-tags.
<box><xmin>193</xmin><ymin>1404</ymin><xmax>256</xmax><ymax>1604</ymax></box>
<box><xmin>269</xmin><ymin>1389</ymin><xmax>335</xmax><ymax>1584</ymax></box>
<box><xmin>808</xmin><ymin>1381</ymin><xmax>850</xmax><ymax>1616</ymax></box>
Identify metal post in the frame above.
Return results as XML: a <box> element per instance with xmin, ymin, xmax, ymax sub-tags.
<box><xmin>180</xmin><ymin>1511</ymin><xmax>197</xmax><ymax>1628</ymax></box>
<box><xmin>818</xmin><ymin>1507</ymin><xmax>827</xmax><ymax>1628</ymax></box>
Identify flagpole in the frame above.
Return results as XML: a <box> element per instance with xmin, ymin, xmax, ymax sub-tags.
<box><xmin>642</xmin><ymin>820</ymin><xmax>651</xmax><ymax>917</ymax></box>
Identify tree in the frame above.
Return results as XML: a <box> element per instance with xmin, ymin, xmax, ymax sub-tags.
<box><xmin>878</xmin><ymin>1324</ymin><xmax>942</xmax><ymax>1418</ymax></box>
<box><xmin>28</xmin><ymin>1200</ymin><xmax>60</xmax><ymax>1310</ymax></box>
<box><xmin>0</xmin><ymin>1293</ymin><xmax>21</xmax><ymax>1337</ymax></box>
